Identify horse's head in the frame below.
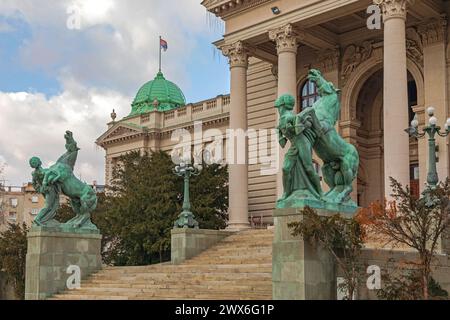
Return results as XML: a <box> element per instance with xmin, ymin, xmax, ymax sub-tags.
<box><xmin>308</xmin><ymin>69</ymin><xmax>340</xmax><ymax>96</ymax></box>
<box><xmin>308</xmin><ymin>69</ymin><xmax>323</xmax><ymax>83</ymax></box>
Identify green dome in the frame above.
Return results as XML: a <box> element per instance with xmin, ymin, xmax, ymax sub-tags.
<box><xmin>130</xmin><ymin>71</ymin><xmax>186</xmax><ymax>115</ymax></box>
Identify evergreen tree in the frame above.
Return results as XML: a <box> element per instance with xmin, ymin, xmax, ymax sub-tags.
<box><xmin>0</xmin><ymin>223</ymin><xmax>28</xmax><ymax>299</ymax></box>
<box><xmin>81</xmin><ymin>150</ymin><xmax>229</xmax><ymax>266</ymax></box>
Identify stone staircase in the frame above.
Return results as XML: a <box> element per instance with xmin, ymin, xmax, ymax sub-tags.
<box><xmin>51</xmin><ymin>229</ymin><xmax>273</xmax><ymax>300</ymax></box>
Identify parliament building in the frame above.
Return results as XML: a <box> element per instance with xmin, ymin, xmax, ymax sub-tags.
<box><xmin>97</xmin><ymin>0</ymin><xmax>450</xmax><ymax>230</ymax></box>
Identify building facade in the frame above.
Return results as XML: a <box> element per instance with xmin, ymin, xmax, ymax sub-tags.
<box><xmin>0</xmin><ymin>183</ymin><xmax>44</xmax><ymax>232</ymax></box>
<box><xmin>97</xmin><ymin>0</ymin><xmax>450</xmax><ymax>229</ymax></box>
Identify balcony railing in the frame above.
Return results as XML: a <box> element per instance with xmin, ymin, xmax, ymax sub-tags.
<box><xmin>162</xmin><ymin>94</ymin><xmax>230</xmax><ymax>126</ymax></box>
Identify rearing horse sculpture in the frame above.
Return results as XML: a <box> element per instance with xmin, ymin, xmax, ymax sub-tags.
<box><xmin>307</xmin><ymin>69</ymin><xmax>359</xmax><ymax>205</ymax></box>
<box><xmin>30</xmin><ymin>131</ymin><xmax>98</xmax><ymax>230</ymax></box>
<box><xmin>275</xmin><ymin>69</ymin><xmax>359</xmax><ymax>210</ymax></box>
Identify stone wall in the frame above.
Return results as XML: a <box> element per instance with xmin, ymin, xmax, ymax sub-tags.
<box><xmin>339</xmin><ymin>249</ymin><xmax>450</xmax><ymax>300</ymax></box>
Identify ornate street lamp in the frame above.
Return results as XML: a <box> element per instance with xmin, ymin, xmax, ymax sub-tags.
<box><xmin>173</xmin><ymin>161</ymin><xmax>202</xmax><ymax>229</ymax></box>
<box><xmin>405</xmin><ymin>107</ymin><xmax>450</xmax><ymax>188</ymax></box>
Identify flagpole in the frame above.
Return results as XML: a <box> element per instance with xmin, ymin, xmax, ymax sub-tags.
<box><xmin>159</xmin><ymin>35</ymin><xmax>162</xmax><ymax>72</ymax></box>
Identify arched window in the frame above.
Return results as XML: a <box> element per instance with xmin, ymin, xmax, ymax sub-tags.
<box><xmin>299</xmin><ymin>79</ymin><xmax>319</xmax><ymax>111</ymax></box>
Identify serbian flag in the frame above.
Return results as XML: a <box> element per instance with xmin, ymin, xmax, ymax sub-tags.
<box><xmin>160</xmin><ymin>38</ymin><xmax>168</xmax><ymax>51</ymax></box>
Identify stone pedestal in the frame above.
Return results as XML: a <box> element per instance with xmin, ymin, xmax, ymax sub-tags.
<box><xmin>171</xmin><ymin>228</ymin><xmax>234</xmax><ymax>264</ymax></box>
<box><xmin>25</xmin><ymin>226</ymin><xmax>102</xmax><ymax>300</ymax></box>
<box><xmin>273</xmin><ymin>208</ymin><xmax>354</xmax><ymax>300</ymax></box>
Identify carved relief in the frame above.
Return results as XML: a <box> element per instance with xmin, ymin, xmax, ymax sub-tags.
<box><xmin>314</xmin><ymin>48</ymin><xmax>340</xmax><ymax>73</ymax></box>
<box><xmin>268</xmin><ymin>24</ymin><xmax>300</xmax><ymax>54</ymax></box>
<box><xmin>221</xmin><ymin>41</ymin><xmax>248</xmax><ymax>68</ymax></box>
<box><xmin>417</xmin><ymin>17</ymin><xmax>447</xmax><ymax>47</ymax></box>
<box><xmin>341</xmin><ymin>41</ymin><xmax>373</xmax><ymax>85</ymax></box>
<box><xmin>406</xmin><ymin>27</ymin><xmax>423</xmax><ymax>66</ymax></box>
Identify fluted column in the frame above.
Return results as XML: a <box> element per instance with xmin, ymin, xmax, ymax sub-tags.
<box><xmin>375</xmin><ymin>0</ymin><xmax>410</xmax><ymax>198</ymax></box>
<box><xmin>419</xmin><ymin>17</ymin><xmax>449</xmax><ymax>192</ymax></box>
<box><xmin>221</xmin><ymin>41</ymin><xmax>250</xmax><ymax>230</ymax></box>
<box><xmin>269</xmin><ymin>24</ymin><xmax>299</xmax><ymax>198</ymax></box>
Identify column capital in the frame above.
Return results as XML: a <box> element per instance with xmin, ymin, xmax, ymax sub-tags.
<box><xmin>418</xmin><ymin>16</ymin><xmax>448</xmax><ymax>47</ymax></box>
<box><xmin>268</xmin><ymin>24</ymin><xmax>300</xmax><ymax>54</ymax></box>
<box><xmin>374</xmin><ymin>0</ymin><xmax>407</xmax><ymax>22</ymax></box>
<box><xmin>221</xmin><ymin>41</ymin><xmax>249</xmax><ymax>68</ymax></box>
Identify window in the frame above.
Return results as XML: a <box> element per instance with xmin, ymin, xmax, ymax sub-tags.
<box><xmin>30</xmin><ymin>208</ymin><xmax>39</xmax><ymax>216</ymax></box>
<box><xmin>8</xmin><ymin>212</ymin><xmax>17</xmax><ymax>221</ymax></box>
<box><xmin>410</xmin><ymin>164</ymin><xmax>420</xmax><ymax>199</ymax></box>
<box><xmin>10</xmin><ymin>198</ymin><xmax>18</xmax><ymax>208</ymax></box>
<box><xmin>300</xmin><ymin>80</ymin><xmax>319</xmax><ymax>111</ymax></box>
<box><xmin>408</xmin><ymin>79</ymin><xmax>418</xmax><ymax>124</ymax></box>
<box><xmin>31</xmin><ymin>196</ymin><xmax>39</xmax><ymax>203</ymax></box>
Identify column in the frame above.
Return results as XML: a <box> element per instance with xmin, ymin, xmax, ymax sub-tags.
<box><xmin>376</xmin><ymin>0</ymin><xmax>410</xmax><ymax>198</ymax></box>
<box><xmin>269</xmin><ymin>24</ymin><xmax>299</xmax><ymax>198</ymax></box>
<box><xmin>419</xmin><ymin>18</ymin><xmax>449</xmax><ymax>190</ymax></box>
<box><xmin>221</xmin><ymin>41</ymin><xmax>250</xmax><ymax>230</ymax></box>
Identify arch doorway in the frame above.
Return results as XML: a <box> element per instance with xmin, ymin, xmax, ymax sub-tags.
<box><xmin>355</xmin><ymin>69</ymin><xmax>419</xmax><ymax>207</ymax></box>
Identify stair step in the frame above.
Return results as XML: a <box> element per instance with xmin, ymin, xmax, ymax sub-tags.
<box><xmin>85</xmin><ymin>280</ymin><xmax>271</xmax><ymax>288</ymax></box>
<box><xmin>52</xmin><ymin>229</ymin><xmax>274</xmax><ymax>300</ymax></box>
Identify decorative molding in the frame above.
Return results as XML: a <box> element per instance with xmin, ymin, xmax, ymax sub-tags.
<box><xmin>341</xmin><ymin>41</ymin><xmax>373</xmax><ymax>85</ymax></box>
<box><xmin>373</xmin><ymin>0</ymin><xmax>407</xmax><ymax>22</ymax></box>
<box><xmin>313</xmin><ymin>47</ymin><xmax>340</xmax><ymax>73</ymax></box>
<box><xmin>221</xmin><ymin>41</ymin><xmax>249</xmax><ymax>68</ymax></box>
<box><xmin>96</xmin><ymin>124</ymin><xmax>145</xmax><ymax>147</ymax></box>
<box><xmin>417</xmin><ymin>17</ymin><xmax>447</xmax><ymax>47</ymax></box>
<box><xmin>406</xmin><ymin>27</ymin><xmax>423</xmax><ymax>66</ymax></box>
<box><xmin>271</xmin><ymin>65</ymin><xmax>278</xmax><ymax>80</ymax></box>
<box><xmin>202</xmin><ymin>0</ymin><xmax>271</xmax><ymax>17</ymax></box>
<box><xmin>268</xmin><ymin>24</ymin><xmax>301</xmax><ymax>54</ymax></box>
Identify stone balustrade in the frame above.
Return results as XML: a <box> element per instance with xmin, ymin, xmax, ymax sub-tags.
<box><xmin>161</xmin><ymin>94</ymin><xmax>230</xmax><ymax>127</ymax></box>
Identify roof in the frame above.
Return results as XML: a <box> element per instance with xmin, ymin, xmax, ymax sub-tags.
<box><xmin>129</xmin><ymin>71</ymin><xmax>186</xmax><ymax>116</ymax></box>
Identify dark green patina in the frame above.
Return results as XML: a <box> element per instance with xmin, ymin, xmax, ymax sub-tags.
<box><xmin>130</xmin><ymin>71</ymin><xmax>186</xmax><ymax>115</ymax></box>
<box><xmin>29</xmin><ymin>131</ymin><xmax>98</xmax><ymax>232</ymax></box>
<box><xmin>275</xmin><ymin>69</ymin><xmax>359</xmax><ymax>213</ymax></box>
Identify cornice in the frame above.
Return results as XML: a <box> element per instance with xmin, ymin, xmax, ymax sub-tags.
<box><xmin>202</xmin><ymin>0</ymin><xmax>273</xmax><ymax>19</ymax></box>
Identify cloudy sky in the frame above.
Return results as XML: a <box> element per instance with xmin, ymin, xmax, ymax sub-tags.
<box><xmin>0</xmin><ymin>0</ymin><xmax>229</xmax><ymax>186</ymax></box>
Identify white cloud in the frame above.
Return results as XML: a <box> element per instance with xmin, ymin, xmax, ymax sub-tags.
<box><xmin>0</xmin><ymin>0</ymin><xmax>217</xmax><ymax>95</ymax></box>
<box><xmin>0</xmin><ymin>0</ymin><xmax>225</xmax><ymax>185</ymax></box>
<box><xmin>0</xmin><ymin>83</ymin><xmax>131</xmax><ymax>186</ymax></box>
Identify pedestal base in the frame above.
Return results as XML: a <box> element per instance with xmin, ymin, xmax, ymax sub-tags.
<box><xmin>171</xmin><ymin>229</ymin><xmax>234</xmax><ymax>264</ymax></box>
<box><xmin>273</xmin><ymin>208</ymin><xmax>352</xmax><ymax>300</ymax></box>
<box><xmin>25</xmin><ymin>226</ymin><xmax>102</xmax><ymax>300</ymax></box>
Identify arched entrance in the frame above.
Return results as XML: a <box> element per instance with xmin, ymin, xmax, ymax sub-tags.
<box><xmin>355</xmin><ymin>69</ymin><xmax>419</xmax><ymax>207</ymax></box>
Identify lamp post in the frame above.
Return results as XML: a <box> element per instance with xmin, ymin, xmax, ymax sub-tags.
<box><xmin>173</xmin><ymin>161</ymin><xmax>202</xmax><ymax>229</ymax></box>
<box><xmin>405</xmin><ymin>107</ymin><xmax>450</xmax><ymax>188</ymax></box>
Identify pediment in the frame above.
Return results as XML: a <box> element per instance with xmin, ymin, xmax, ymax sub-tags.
<box><xmin>96</xmin><ymin>123</ymin><xmax>145</xmax><ymax>147</ymax></box>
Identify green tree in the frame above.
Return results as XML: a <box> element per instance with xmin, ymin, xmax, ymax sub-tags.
<box><xmin>0</xmin><ymin>222</ymin><xmax>28</xmax><ymax>299</ymax></box>
<box><xmin>97</xmin><ymin>150</ymin><xmax>228</xmax><ymax>266</ymax></box>
<box><xmin>190</xmin><ymin>163</ymin><xmax>228</xmax><ymax>230</ymax></box>
<box><xmin>288</xmin><ymin>207</ymin><xmax>366</xmax><ymax>300</ymax></box>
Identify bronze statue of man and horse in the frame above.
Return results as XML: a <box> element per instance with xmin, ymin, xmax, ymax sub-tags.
<box><xmin>275</xmin><ymin>69</ymin><xmax>359</xmax><ymax>212</ymax></box>
<box><xmin>30</xmin><ymin>131</ymin><xmax>98</xmax><ymax>230</ymax></box>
